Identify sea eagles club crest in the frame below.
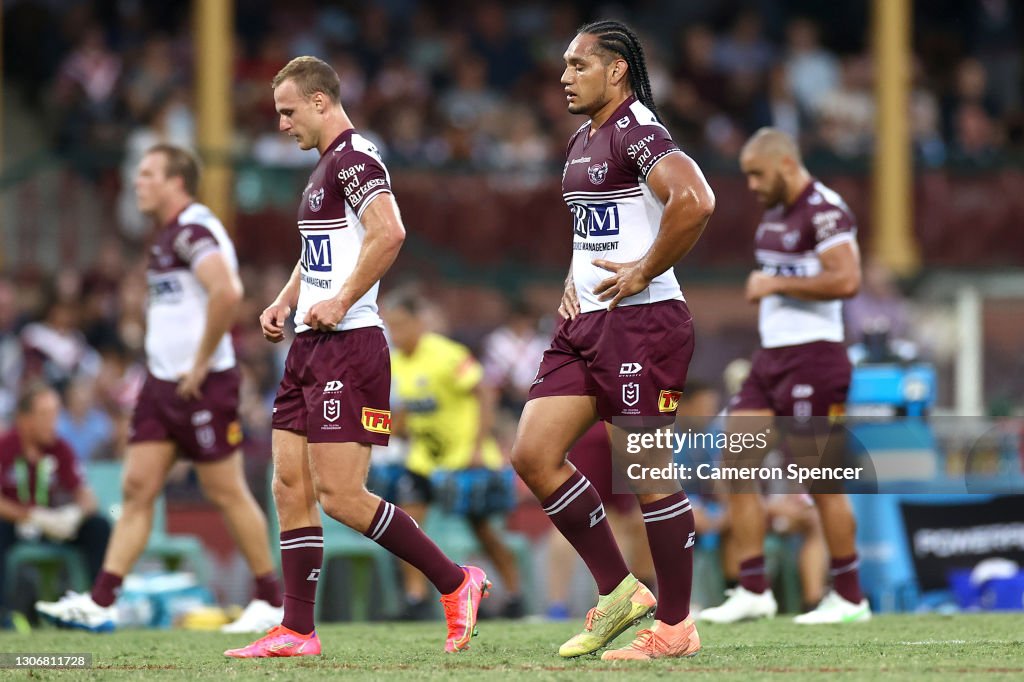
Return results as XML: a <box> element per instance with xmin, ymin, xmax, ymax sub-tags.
<box><xmin>587</xmin><ymin>161</ymin><xmax>608</xmax><ymax>185</ymax></box>
<box><xmin>309</xmin><ymin>187</ymin><xmax>325</xmax><ymax>212</ymax></box>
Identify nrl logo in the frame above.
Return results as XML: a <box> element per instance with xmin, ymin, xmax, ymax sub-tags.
<box><xmin>323</xmin><ymin>398</ymin><xmax>341</xmax><ymax>423</ymax></box>
<box><xmin>587</xmin><ymin>161</ymin><xmax>608</xmax><ymax>185</ymax></box>
<box><xmin>622</xmin><ymin>382</ymin><xmax>640</xmax><ymax>407</ymax></box>
<box><xmin>308</xmin><ymin>187</ymin><xmax>325</xmax><ymax>212</ymax></box>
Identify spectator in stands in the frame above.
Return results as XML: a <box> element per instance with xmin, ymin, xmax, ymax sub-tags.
<box><xmin>0</xmin><ymin>279</ymin><xmax>25</xmax><ymax>428</ymax></box>
<box><xmin>0</xmin><ymin>384</ymin><xmax>111</xmax><ymax>626</ymax></box>
<box><xmin>51</xmin><ymin>23</ymin><xmax>123</xmax><ymax>163</ymax></box>
<box><xmin>783</xmin><ymin>18</ymin><xmax>839</xmax><ymax>115</ymax></box>
<box><xmin>21</xmin><ymin>292</ymin><xmax>101</xmax><ymax>395</ymax></box>
<box><xmin>816</xmin><ymin>56</ymin><xmax>874</xmax><ymax>158</ymax></box>
<box><xmin>713</xmin><ymin>11</ymin><xmax>776</xmax><ymax>79</ymax></box>
<box><xmin>57</xmin><ymin>377</ymin><xmax>114</xmax><ymax>462</ymax></box>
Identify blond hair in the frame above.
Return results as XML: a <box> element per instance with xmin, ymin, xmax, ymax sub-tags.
<box><xmin>271</xmin><ymin>56</ymin><xmax>341</xmax><ymax>103</ymax></box>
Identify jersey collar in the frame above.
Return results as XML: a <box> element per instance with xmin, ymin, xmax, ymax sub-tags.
<box><xmin>784</xmin><ymin>179</ymin><xmax>817</xmax><ymax>216</ymax></box>
<box><xmin>595</xmin><ymin>95</ymin><xmax>638</xmax><ymax>131</ymax></box>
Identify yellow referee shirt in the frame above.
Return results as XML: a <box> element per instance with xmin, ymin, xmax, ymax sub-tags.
<box><xmin>392</xmin><ymin>333</ymin><xmax>503</xmax><ymax>477</ymax></box>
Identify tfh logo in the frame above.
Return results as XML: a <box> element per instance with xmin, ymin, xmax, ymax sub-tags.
<box><xmin>323</xmin><ymin>399</ymin><xmax>341</xmax><ymax>423</ymax></box>
<box><xmin>301</xmin><ymin>233</ymin><xmax>332</xmax><ymax>272</ymax></box>
<box><xmin>658</xmin><ymin>389</ymin><xmax>683</xmax><ymax>413</ymax></box>
<box><xmin>622</xmin><ymin>382</ymin><xmax>640</xmax><ymax>407</ymax></box>
<box><xmin>361</xmin><ymin>407</ymin><xmax>392</xmax><ymax>434</ymax></box>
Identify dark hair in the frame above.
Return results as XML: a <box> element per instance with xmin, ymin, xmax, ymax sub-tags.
<box><xmin>17</xmin><ymin>381</ymin><xmax>56</xmax><ymax>414</ymax></box>
<box><xmin>577</xmin><ymin>20</ymin><xmax>660</xmax><ymax>122</ymax></box>
<box><xmin>272</xmin><ymin>56</ymin><xmax>342</xmax><ymax>104</ymax></box>
<box><xmin>146</xmin><ymin>144</ymin><xmax>200</xmax><ymax>197</ymax></box>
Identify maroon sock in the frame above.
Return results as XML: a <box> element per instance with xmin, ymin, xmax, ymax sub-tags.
<box><xmin>542</xmin><ymin>471</ymin><xmax>629</xmax><ymax>595</ymax></box>
<box><xmin>91</xmin><ymin>570</ymin><xmax>123</xmax><ymax>607</ymax></box>
<box><xmin>739</xmin><ymin>555</ymin><xmax>769</xmax><ymax>594</ymax></box>
<box><xmin>254</xmin><ymin>571</ymin><xmax>284</xmax><ymax>608</ymax></box>
<box><xmin>280</xmin><ymin>526</ymin><xmax>322</xmax><ymax>634</ymax></box>
<box><xmin>641</xmin><ymin>492</ymin><xmax>695</xmax><ymax>625</ymax></box>
<box><xmin>830</xmin><ymin>554</ymin><xmax>863</xmax><ymax>604</ymax></box>
<box><xmin>365</xmin><ymin>500</ymin><xmax>464</xmax><ymax>595</ymax></box>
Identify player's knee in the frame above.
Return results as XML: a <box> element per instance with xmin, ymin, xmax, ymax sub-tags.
<box><xmin>510</xmin><ymin>442</ymin><xmax>546</xmax><ymax>483</ymax></box>
<box><xmin>271</xmin><ymin>473</ymin><xmax>304</xmax><ymax>512</ymax></box>
<box><xmin>122</xmin><ymin>472</ymin><xmax>160</xmax><ymax>508</ymax></box>
<box><xmin>318</xmin><ymin>492</ymin><xmax>360</xmax><ymax>528</ymax></box>
<box><xmin>201</xmin><ymin>480</ymin><xmax>244</xmax><ymax>510</ymax></box>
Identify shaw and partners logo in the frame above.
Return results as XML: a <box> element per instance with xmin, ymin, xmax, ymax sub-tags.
<box><xmin>301</xmin><ymin>233</ymin><xmax>333</xmax><ymax>272</ymax></box>
<box><xmin>571</xmin><ymin>202</ymin><xmax>621</xmax><ymax>239</ymax></box>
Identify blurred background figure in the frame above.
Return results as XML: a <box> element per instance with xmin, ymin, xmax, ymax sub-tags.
<box><xmin>382</xmin><ymin>291</ymin><xmax>523</xmax><ymax>620</ymax></box>
<box><xmin>0</xmin><ymin>383</ymin><xmax>110</xmax><ymax>629</ymax></box>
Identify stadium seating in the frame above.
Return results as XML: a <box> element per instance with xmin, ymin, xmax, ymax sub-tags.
<box><xmin>4</xmin><ymin>543</ymin><xmax>90</xmax><ymax>605</ymax></box>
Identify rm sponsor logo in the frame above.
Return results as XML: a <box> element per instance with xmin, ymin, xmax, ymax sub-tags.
<box><xmin>301</xmin><ymin>233</ymin><xmax>332</xmax><ymax>272</ymax></box>
<box><xmin>571</xmin><ymin>202</ymin><xmax>620</xmax><ymax>239</ymax></box>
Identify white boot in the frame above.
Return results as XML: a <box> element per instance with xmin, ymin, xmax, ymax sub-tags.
<box><xmin>698</xmin><ymin>587</ymin><xmax>778</xmax><ymax>624</ymax></box>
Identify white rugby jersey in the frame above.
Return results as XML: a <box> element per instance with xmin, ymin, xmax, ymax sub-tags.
<box><xmin>294</xmin><ymin>129</ymin><xmax>392</xmax><ymax>333</ymax></box>
<box><xmin>562</xmin><ymin>96</ymin><xmax>685</xmax><ymax>313</ymax></box>
<box><xmin>754</xmin><ymin>180</ymin><xmax>858</xmax><ymax>348</ymax></box>
<box><xmin>146</xmin><ymin>203</ymin><xmax>238</xmax><ymax>380</ymax></box>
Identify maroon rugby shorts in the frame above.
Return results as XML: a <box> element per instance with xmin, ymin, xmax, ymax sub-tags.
<box><xmin>529</xmin><ymin>300</ymin><xmax>694</xmax><ymax>422</ymax></box>
<box><xmin>730</xmin><ymin>340</ymin><xmax>851</xmax><ymax>417</ymax></box>
<box><xmin>130</xmin><ymin>367</ymin><xmax>242</xmax><ymax>463</ymax></box>
<box><xmin>272</xmin><ymin>327</ymin><xmax>392</xmax><ymax>445</ymax></box>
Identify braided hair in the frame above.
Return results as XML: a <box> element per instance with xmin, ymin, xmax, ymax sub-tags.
<box><xmin>577</xmin><ymin>20</ymin><xmax>660</xmax><ymax>122</ymax></box>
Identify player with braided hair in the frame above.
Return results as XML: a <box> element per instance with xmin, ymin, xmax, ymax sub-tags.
<box><xmin>511</xmin><ymin>21</ymin><xmax>715</xmax><ymax>661</ymax></box>
<box><xmin>575</xmin><ymin>20</ymin><xmax>661</xmax><ymax>122</ymax></box>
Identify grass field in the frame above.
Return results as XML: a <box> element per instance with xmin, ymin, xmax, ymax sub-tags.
<box><xmin>4</xmin><ymin>614</ymin><xmax>1023</xmax><ymax>680</ymax></box>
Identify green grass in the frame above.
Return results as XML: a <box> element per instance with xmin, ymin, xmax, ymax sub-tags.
<box><xmin>4</xmin><ymin>615</ymin><xmax>1023</xmax><ymax>681</ymax></box>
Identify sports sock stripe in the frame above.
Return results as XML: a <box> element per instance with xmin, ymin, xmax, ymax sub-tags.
<box><xmin>370</xmin><ymin>501</ymin><xmax>395</xmax><ymax>541</ymax></box>
<box><xmin>642</xmin><ymin>504</ymin><xmax>692</xmax><ymax>523</ymax></box>
<box><xmin>642</xmin><ymin>498</ymin><xmax>690</xmax><ymax>519</ymax></box>
<box><xmin>280</xmin><ymin>535</ymin><xmax>324</xmax><ymax>546</ymax></box>
<box><xmin>543</xmin><ymin>476</ymin><xmax>589</xmax><ymax>514</ymax></box>
<box><xmin>544</xmin><ymin>479</ymin><xmax>592</xmax><ymax>516</ymax></box>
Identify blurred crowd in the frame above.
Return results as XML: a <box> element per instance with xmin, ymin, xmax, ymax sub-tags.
<box><xmin>4</xmin><ymin>0</ymin><xmax>1024</xmax><ymax>194</ymax></box>
<box><xmin>1</xmin><ymin>0</ymin><xmax>1021</xmax><ymax>450</ymax></box>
